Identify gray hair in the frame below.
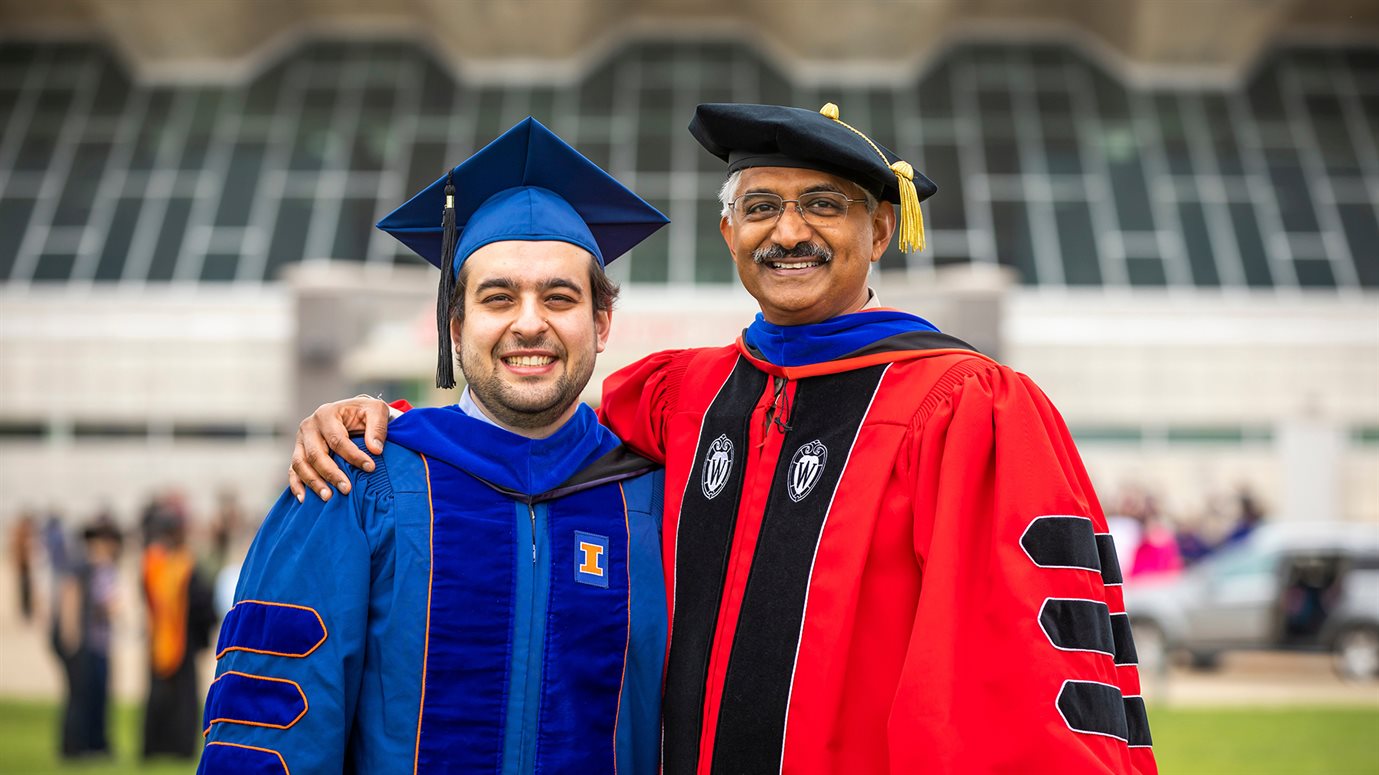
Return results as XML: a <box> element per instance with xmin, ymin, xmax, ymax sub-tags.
<box><xmin>717</xmin><ymin>169</ymin><xmax>880</xmax><ymax>223</ymax></box>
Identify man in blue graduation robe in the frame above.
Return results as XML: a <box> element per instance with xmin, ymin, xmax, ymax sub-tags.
<box><xmin>198</xmin><ymin>118</ymin><xmax>670</xmax><ymax>775</ymax></box>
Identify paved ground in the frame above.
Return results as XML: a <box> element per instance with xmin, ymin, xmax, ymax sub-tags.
<box><xmin>2</xmin><ymin>556</ymin><xmax>1377</xmax><ymax>707</ymax></box>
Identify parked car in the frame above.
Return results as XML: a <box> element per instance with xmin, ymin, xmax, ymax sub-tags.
<box><xmin>1123</xmin><ymin>521</ymin><xmax>1379</xmax><ymax>680</ymax></box>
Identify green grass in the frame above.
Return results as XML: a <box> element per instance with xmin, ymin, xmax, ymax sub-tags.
<box><xmin>1149</xmin><ymin>706</ymin><xmax>1379</xmax><ymax>775</ymax></box>
<box><xmin>1</xmin><ymin>699</ymin><xmax>1376</xmax><ymax>773</ymax></box>
<box><xmin>0</xmin><ymin>700</ymin><xmax>196</xmax><ymax>775</ymax></box>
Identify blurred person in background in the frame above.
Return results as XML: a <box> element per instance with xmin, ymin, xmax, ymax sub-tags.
<box><xmin>1222</xmin><ymin>485</ymin><xmax>1267</xmax><ymax>547</ymax></box>
<box><xmin>141</xmin><ymin>509</ymin><xmax>217</xmax><ymax>760</ymax></box>
<box><xmin>9</xmin><ymin>509</ymin><xmax>37</xmax><ymax>623</ymax></box>
<box><xmin>204</xmin><ymin>489</ymin><xmax>244</xmax><ymax>577</ymax></box>
<box><xmin>55</xmin><ymin>515</ymin><xmax>122</xmax><ymax>760</ymax></box>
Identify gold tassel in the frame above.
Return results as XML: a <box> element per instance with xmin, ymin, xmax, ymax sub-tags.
<box><xmin>818</xmin><ymin>103</ymin><xmax>927</xmax><ymax>253</ymax></box>
<box><xmin>890</xmin><ymin>160</ymin><xmax>925</xmax><ymax>254</ymax></box>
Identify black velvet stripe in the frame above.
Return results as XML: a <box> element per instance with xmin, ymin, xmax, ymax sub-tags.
<box><xmin>838</xmin><ymin>330</ymin><xmax>980</xmax><ymax>358</ymax></box>
<box><xmin>1096</xmin><ymin>533</ymin><xmax>1124</xmax><ymax>585</ymax></box>
<box><xmin>740</xmin><ymin>330</ymin><xmax>979</xmax><ymax>365</ymax></box>
<box><xmin>710</xmin><ymin>365</ymin><xmax>888</xmax><ymax>774</ymax></box>
<box><xmin>1110</xmin><ymin>613</ymin><xmax>1138</xmax><ymax>665</ymax></box>
<box><xmin>1123</xmin><ymin>696</ymin><xmax>1153</xmax><ymax>747</ymax></box>
<box><xmin>1040</xmin><ymin>599</ymin><xmax>1115</xmax><ymax>655</ymax></box>
<box><xmin>1021</xmin><ymin>516</ymin><xmax>1101</xmax><ymax>572</ymax></box>
<box><xmin>662</xmin><ymin>357</ymin><xmax>768</xmax><ymax>775</ymax></box>
<box><xmin>1057</xmin><ymin>681</ymin><xmax>1130</xmax><ymax>742</ymax></box>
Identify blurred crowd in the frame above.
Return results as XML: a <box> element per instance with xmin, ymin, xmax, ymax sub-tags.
<box><xmin>6</xmin><ymin>489</ymin><xmax>255</xmax><ymax>763</ymax></box>
<box><xmin>1105</xmin><ymin>483</ymin><xmax>1269</xmax><ymax>582</ymax></box>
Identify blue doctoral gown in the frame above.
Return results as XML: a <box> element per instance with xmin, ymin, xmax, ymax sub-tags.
<box><xmin>197</xmin><ymin>403</ymin><xmax>666</xmax><ymax>774</ymax></box>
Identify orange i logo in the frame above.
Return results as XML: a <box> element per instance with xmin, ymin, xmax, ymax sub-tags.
<box><xmin>574</xmin><ymin>531</ymin><xmax>609</xmax><ymax>588</ymax></box>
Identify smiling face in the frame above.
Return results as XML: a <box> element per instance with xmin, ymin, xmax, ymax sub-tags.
<box><xmin>720</xmin><ymin>166</ymin><xmax>896</xmax><ymax>326</ymax></box>
<box><xmin>451</xmin><ymin>240</ymin><xmax>611</xmax><ymax>437</ymax></box>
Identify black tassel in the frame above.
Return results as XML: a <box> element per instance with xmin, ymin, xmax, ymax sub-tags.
<box><xmin>436</xmin><ymin>172</ymin><xmax>458</xmax><ymax>389</ymax></box>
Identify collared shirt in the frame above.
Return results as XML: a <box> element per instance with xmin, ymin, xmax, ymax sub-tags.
<box><xmin>458</xmin><ymin>387</ymin><xmax>502</xmax><ymax>429</ymax></box>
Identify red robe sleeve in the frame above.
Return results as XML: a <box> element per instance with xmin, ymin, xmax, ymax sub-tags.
<box><xmin>891</xmin><ymin>363</ymin><xmax>1156</xmax><ymax>774</ymax></box>
<box><xmin>597</xmin><ymin>349</ymin><xmax>692</xmax><ymax>465</ymax></box>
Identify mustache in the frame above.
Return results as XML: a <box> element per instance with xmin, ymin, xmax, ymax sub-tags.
<box><xmin>752</xmin><ymin>242</ymin><xmax>834</xmax><ymax>265</ymax></box>
<box><xmin>496</xmin><ymin>334</ymin><xmax>564</xmax><ymax>359</ymax></box>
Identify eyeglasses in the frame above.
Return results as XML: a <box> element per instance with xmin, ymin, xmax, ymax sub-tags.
<box><xmin>729</xmin><ymin>191</ymin><xmax>869</xmax><ymax>226</ymax></box>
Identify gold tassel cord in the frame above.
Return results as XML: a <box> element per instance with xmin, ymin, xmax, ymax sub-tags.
<box><xmin>818</xmin><ymin>103</ymin><xmax>927</xmax><ymax>254</ymax></box>
<box><xmin>890</xmin><ymin>161</ymin><xmax>925</xmax><ymax>254</ymax></box>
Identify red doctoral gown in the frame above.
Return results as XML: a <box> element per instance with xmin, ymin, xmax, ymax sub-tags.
<box><xmin>600</xmin><ymin>322</ymin><xmax>1156</xmax><ymax>775</ymax></box>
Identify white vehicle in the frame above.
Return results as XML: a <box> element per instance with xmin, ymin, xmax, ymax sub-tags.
<box><xmin>1123</xmin><ymin>522</ymin><xmax>1379</xmax><ymax>681</ymax></box>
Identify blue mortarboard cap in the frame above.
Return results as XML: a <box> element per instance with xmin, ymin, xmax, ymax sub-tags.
<box><xmin>377</xmin><ymin>117</ymin><xmax>668</xmax><ymax>274</ymax></box>
<box><xmin>375</xmin><ymin>117</ymin><xmax>668</xmax><ymax>388</ymax></box>
<box><xmin>690</xmin><ymin>102</ymin><xmax>935</xmax><ymax>252</ymax></box>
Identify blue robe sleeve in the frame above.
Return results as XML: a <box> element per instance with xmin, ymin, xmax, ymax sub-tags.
<box><xmin>198</xmin><ymin>462</ymin><xmax>386</xmax><ymax>775</ymax></box>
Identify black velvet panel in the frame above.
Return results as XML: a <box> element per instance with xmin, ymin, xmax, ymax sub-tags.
<box><xmin>1057</xmin><ymin>680</ymin><xmax>1130</xmax><ymax>742</ymax></box>
<box><xmin>662</xmin><ymin>357</ymin><xmax>768</xmax><ymax>775</ymax></box>
<box><xmin>711</xmin><ymin>365</ymin><xmax>888</xmax><ymax>774</ymax></box>
<box><xmin>1021</xmin><ymin>516</ymin><xmax>1101</xmax><ymax>572</ymax></box>
<box><xmin>1040</xmin><ymin>598</ymin><xmax>1115</xmax><ymax>655</ymax></box>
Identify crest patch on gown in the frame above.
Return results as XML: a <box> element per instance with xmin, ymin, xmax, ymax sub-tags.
<box><xmin>787</xmin><ymin>440</ymin><xmax>828</xmax><ymax>503</ymax></box>
<box><xmin>701</xmin><ymin>434</ymin><xmax>734</xmax><ymax>500</ymax></box>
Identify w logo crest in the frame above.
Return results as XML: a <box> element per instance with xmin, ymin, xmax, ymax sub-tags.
<box><xmin>787</xmin><ymin>440</ymin><xmax>828</xmax><ymax>502</ymax></box>
<box><xmin>701</xmin><ymin>434</ymin><xmax>734</xmax><ymax>500</ymax></box>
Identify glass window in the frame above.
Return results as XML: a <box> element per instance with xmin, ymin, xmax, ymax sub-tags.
<box><xmin>1293</xmin><ymin>258</ymin><xmax>1336</xmax><ymax>288</ymax></box>
<box><xmin>1230</xmin><ymin>202</ymin><xmax>1274</xmax><ymax>288</ymax></box>
<box><xmin>179</xmin><ymin>89</ymin><xmax>222</xmax><ymax>170</ymax></box>
<box><xmin>920</xmin><ymin>142</ymin><xmax>965</xmax><ymax>231</ymax></box>
<box><xmin>1154</xmin><ymin>94</ymin><xmax>1194</xmax><ymax>177</ymax></box>
<box><xmin>351</xmin><ymin>115</ymin><xmax>393</xmax><ymax>173</ymax></box>
<box><xmin>88</xmin><ymin>64</ymin><xmax>130</xmax><ymax>118</ymax></box>
<box><xmin>243</xmin><ymin>65</ymin><xmax>285</xmax><ymax>117</ymax></box>
<box><xmin>1106</xmin><ymin>147</ymin><xmax>1155</xmax><ymax>232</ymax></box>
<box><xmin>1266</xmin><ymin>148</ymin><xmax>1319</xmax><ymax>233</ymax></box>
<box><xmin>991</xmin><ymin>199</ymin><xmax>1038</xmax><ymax>284</ymax></box>
<box><xmin>331</xmin><ymin>197</ymin><xmax>376</xmax><ymax>262</ymax></box>
<box><xmin>1055</xmin><ymin>199</ymin><xmax>1100</xmax><ymax>286</ymax></box>
<box><xmin>216</xmin><ymin>141</ymin><xmax>265</xmax><ymax>227</ymax></box>
<box><xmin>1037</xmin><ymin>90</ymin><xmax>1075</xmax><ymax>137</ymax></box>
<box><xmin>695</xmin><ymin>197</ymin><xmax>734</xmax><ymax>284</ymax></box>
<box><xmin>1337</xmin><ymin>204</ymin><xmax>1379</xmax><ymax>288</ymax></box>
<box><xmin>983</xmin><ymin>136</ymin><xmax>1021</xmax><ymax>176</ymax></box>
<box><xmin>1178</xmin><ymin>199</ymin><xmax>1222</xmax><ymax>287</ymax></box>
<box><xmin>627</xmin><ymin>197</ymin><xmax>670</xmax><ymax>284</ymax></box>
<box><xmin>148</xmin><ymin>198</ymin><xmax>192</xmax><ymax>281</ymax></box>
<box><xmin>1044</xmin><ymin>133</ymin><xmax>1083</xmax><ymax>176</ymax></box>
<box><xmin>52</xmin><ymin>141</ymin><xmax>111</xmax><ymax>227</ymax></box>
<box><xmin>12</xmin><ymin>131</ymin><xmax>58</xmax><ymax>173</ymax></box>
<box><xmin>200</xmin><ymin>252</ymin><xmax>241</xmax><ymax>282</ymax></box>
<box><xmin>1126</xmin><ymin>255</ymin><xmax>1167</xmax><ymax>286</ymax></box>
<box><xmin>1246</xmin><ymin>66</ymin><xmax>1285</xmax><ymax>120</ymax></box>
<box><xmin>0</xmin><ymin>198</ymin><xmax>36</xmax><ymax>280</ymax></box>
<box><xmin>96</xmin><ymin>197</ymin><xmax>142</xmax><ymax>281</ymax></box>
<box><xmin>265</xmin><ymin>197</ymin><xmax>314</xmax><ymax>282</ymax></box>
<box><xmin>916</xmin><ymin>65</ymin><xmax>954</xmax><ymax>115</ymax></box>
<box><xmin>977</xmin><ymin>89</ymin><xmax>1014</xmax><ymax>131</ymax></box>
<box><xmin>405</xmin><ymin>141</ymin><xmax>448</xmax><ymax>193</ymax></box>
<box><xmin>1202</xmin><ymin>95</ymin><xmax>1244</xmax><ymax>176</ymax></box>
<box><xmin>290</xmin><ymin>88</ymin><xmax>337</xmax><ymax>172</ymax></box>
<box><xmin>1306</xmin><ymin>95</ymin><xmax>1360</xmax><ymax>176</ymax></box>
<box><xmin>33</xmin><ymin>253</ymin><xmax>77</xmax><ymax>282</ymax></box>
<box><xmin>129</xmin><ymin>91</ymin><xmax>173</xmax><ymax>171</ymax></box>
<box><xmin>417</xmin><ymin>60</ymin><xmax>455</xmax><ymax>117</ymax></box>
